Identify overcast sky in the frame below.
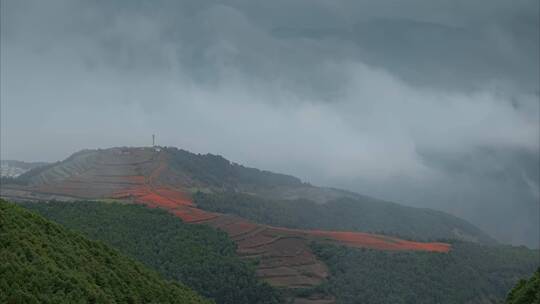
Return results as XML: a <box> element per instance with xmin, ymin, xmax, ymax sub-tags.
<box><xmin>1</xmin><ymin>0</ymin><xmax>539</xmax><ymax>247</ymax></box>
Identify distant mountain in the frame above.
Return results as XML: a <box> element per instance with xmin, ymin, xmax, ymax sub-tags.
<box><xmin>0</xmin><ymin>199</ymin><xmax>209</xmax><ymax>304</ymax></box>
<box><xmin>0</xmin><ymin>160</ymin><xmax>48</xmax><ymax>178</ymax></box>
<box><xmin>1</xmin><ymin>146</ymin><xmax>494</xmax><ymax>244</ymax></box>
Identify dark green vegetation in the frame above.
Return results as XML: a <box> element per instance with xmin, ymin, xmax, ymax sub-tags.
<box><xmin>309</xmin><ymin>242</ymin><xmax>539</xmax><ymax>304</ymax></box>
<box><xmin>506</xmin><ymin>268</ymin><xmax>540</xmax><ymax>304</ymax></box>
<box><xmin>0</xmin><ymin>199</ymin><xmax>209</xmax><ymax>304</ymax></box>
<box><xmin>23</xmin><ymin>201</ymin><xmax>282</xmax><ymax>304</ymax></box>
<box><xmin>166</xmin><ymin>147</ymin><xmax>303</xmax><ymax>188</ymax></box>
<box><xmin>193</xmin><ymin>191</ymin><xmax>494</xmax><ymax>243</ymax></box>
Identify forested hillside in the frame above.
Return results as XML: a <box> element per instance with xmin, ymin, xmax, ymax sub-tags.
<box><xmin>165</xmin><ymin>147</ymin><xmax>303</xmax><ymax>188</ymax></box>
<box><xmin>310</xmin><ymin>242</ymin><xmax>538</xmax><ymax>304</ymax></box>
<box><xmin>0</xmin><ymin>199</ymin><xmax>209</xmax><ymax>304</ymax></box>
<box><xmin>23</xmin><ymin>201</ymin><xmax>283</xmax><ymax>304</ymax></box>
<box><xmin>506</xmin><ymin>268</ymin><xmax>540</xmax><ymax>304</ymax></box>
<box><xmin>194</xmin><ymin>191</ymin><xmax>494</xmax><ymax>243</ymax></box>
<box><xmin>9</xmin><ymin>198</ymin><xmax>539</xmax><ymax>304</ymax></box>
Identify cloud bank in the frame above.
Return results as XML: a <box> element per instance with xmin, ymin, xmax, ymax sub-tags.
<box><xmin>1</xmin><ymin>0</ymin><xmax>538</xmax><ymax>246</ymax></box>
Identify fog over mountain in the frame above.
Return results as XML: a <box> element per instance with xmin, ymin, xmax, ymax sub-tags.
<box><xmin>1</xmin><ymin>0</ymin><xmax>538</xmax><ymax>246</ymax></box>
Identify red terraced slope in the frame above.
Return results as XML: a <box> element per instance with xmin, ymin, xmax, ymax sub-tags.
<box><xmin>304</xmin><ymin>230</ymin><xmax>449</xmax><ymax>252</ymax></box>
<box><xmin>119</xmin><ymin>181</ymin><xmax>450</xmax><ymax>252</ymax></box>
<box><xmin>0</xmin><ymin>147</ymin><xmax>451</xmax><ymax>304</ymax></box>
<box><xmin>100</xmin><ymin>149</ymin><xmax>450</xmax><ymax>253</ymax></box>
<box><xmin>113</xmin><ymin>185</ymin><xmax>218</xmax><ymax>223</ymax></box>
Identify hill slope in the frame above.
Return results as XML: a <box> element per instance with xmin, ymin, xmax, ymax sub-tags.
<box><xmin>0</xmin><ymin>146</ymin><xmax>494</xmax><ymax>243</ymax></box>
<box><xmin>312</xmin><ymin>242</ymin><xmax>539</xmax><ymax>304</ymax></box>
<box><xmin>0</xmin><ymin>199</ymin><xmax>209</xmax><ymax>304</ymax></box>
<box><xmin>0</xmin><ymin>146</ymin><xmax>498</xmax><ymax>303</ymax></box>
<box><xmin>15</xmin><ymin>200</ymin><xmax>539</xmax><ymax>304</ymax></box>
<box><xmin>506</xmin><ymin>268</ymin><xmax>540</xmax><ymax>304</ymax></box>
<box><xmin>194</xmin><ymin>191</ymin><xmax>493</xmax><ymax>242</ymax></box>
<box><xmin>22</xmin><ymin>200</ymin><xmax>282</xmax><ymax>304</ymax></box>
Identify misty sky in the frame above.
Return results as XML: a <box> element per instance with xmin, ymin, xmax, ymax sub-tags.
<box><xmin>1</xmin><ymin>0</ymin><xmax>539</xmax><ymax>247</ymax></box>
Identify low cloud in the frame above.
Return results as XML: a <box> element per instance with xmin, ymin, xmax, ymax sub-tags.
<box><xmin>1</xmin><ymin>0</ymin><xmax>538</xmax><ymax>246</ymax></box>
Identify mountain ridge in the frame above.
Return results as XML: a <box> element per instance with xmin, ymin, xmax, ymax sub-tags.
<box><xmin>0</xmin><ymin>146</ymin><xmax>494</xmax><ymax>243</ymax></box>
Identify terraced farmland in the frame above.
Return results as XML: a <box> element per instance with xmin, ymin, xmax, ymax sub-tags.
<box><xmin>0</xmin><ymin>147</ymin><xmax>451</xmax><ymax>304</ymax></box>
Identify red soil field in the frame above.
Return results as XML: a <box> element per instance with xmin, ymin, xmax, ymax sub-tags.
<box><xmin>112</xmin><ymin>169</ymin><xmax>451</xmax><ymax>253</ymax></box>
<box><xmin>307</xmin><ymin>230</ymin><xmax>450</xmax><ymax>252</ymax></box>
<box><xmin>112</xmin><ymin>168</ymin><xmax>217</xmax><ymax>223</ymax></box>
<box><xmin>217</xmin><ymin>220</ymin><xmax>259</xmax><ymax>237</ymax></box>
<box><xmin>112</xmin><ymin>183</ymin><xmax>216</xmax><ymax>221</ymax></box>
<box><xmin>125</xmin><ymin>187</ymin><xmax>452</xmax><ymax>253</ymax></box>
